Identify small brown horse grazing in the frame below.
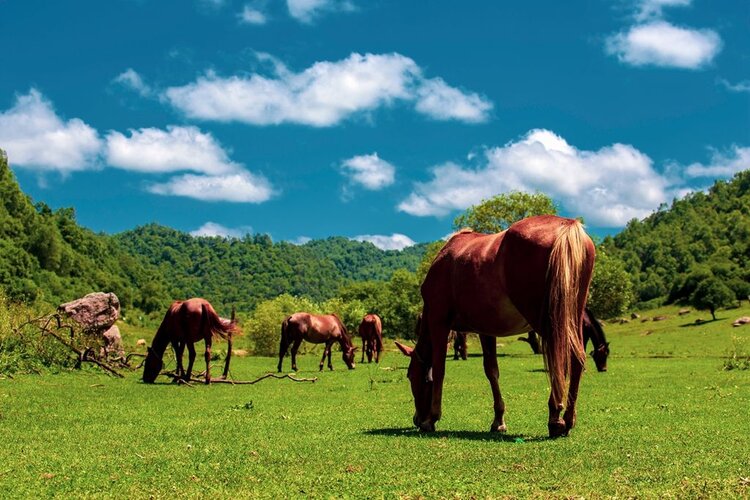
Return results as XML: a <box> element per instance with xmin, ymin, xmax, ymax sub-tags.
<box><xmin>451</xmin><ymin>331</ymin><xmax>468</xmax><ymax>360</ymax></box>
<box><xmin>519</xmin><ymin>307</ymin><xmax>610</xmax><ymax>372</ymax></box>
<box><xmin>143</xmin><ymin>298</ymin><xmax>240</xmax><ymax>384</ymax></box>
<box><xmin>396</xmin><ymin>215</ymin><xmax>595</xmax><ymax>438</ymax></box>
<box><xmin>277</xmin><ymin>312</ymin><xmax>356</xmax><ymax>372</ymax></box>
<box><xmin>359</xmin><ymin>313</ymin><xmax>383</xmax><ymax>363</ymax></box>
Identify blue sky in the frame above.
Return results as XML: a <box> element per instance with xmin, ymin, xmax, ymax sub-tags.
<box><xmin>1</xmin><ymin>0</ymin><xmax>748</xmax><ymax>249</ymax></box>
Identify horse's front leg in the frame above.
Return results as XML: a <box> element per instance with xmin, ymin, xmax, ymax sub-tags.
<box><xmin>563</xmin><ymin>350</ymin><xmax>584</xmax><ymax>433</ymax></box>
<box><xmin>185</xmin><ymin>342</ymin><xmax>197</xmax><ymax>381</ymax></box>
<box><xmin>361</xmin><ymin>337</ymin><xmax>366</xmax><ymax>363</ymax></box>
<box><xmin>425</xmin><ymin>318</ymin><xmax>450</xmax><ymax>432</ymax></box>
<box><xmin>172</xmin><ymin>340</ymin><xmax>185</xmax><ymax>378</ymax></box>
<box><xmin>480</xmin><ymin>334</ymin><xmax>507</xmax><ymax>432</ymax></box>
<box><xmin>204</xmin><ymin>337</ymin><xmax>212</xmax><ymax>384</ymax></box>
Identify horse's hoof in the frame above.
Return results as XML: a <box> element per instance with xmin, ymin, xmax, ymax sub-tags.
<box><xmin>418</xmin><ymin>420</ymin><xmax>436</xmax><ymax>433</ymax></box>
<box><xmin>490</xmin><ymin>423</ymin><xmax>507</xmax><ymax>433</ymax></box>
<box><xmin>548</xmin><ymin>420</ymin><xmax>568</xmax><ymax>438</ymax></box>
<box><xmin>563</xmin><ymin>412</ymin><xmax>577</xmax><ymax>431</ymax></box>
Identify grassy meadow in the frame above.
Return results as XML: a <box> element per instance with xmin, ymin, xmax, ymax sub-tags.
<box><xmin>1</xmin><ymin>304</ymin><xmax>749</xmax><ymax>498</ymax></box>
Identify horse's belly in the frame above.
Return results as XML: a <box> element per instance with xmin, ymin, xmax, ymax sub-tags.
<box><xmin>453</xmin><ymin>294</ymin><xmax>530</xmax><ymax>336</ymax></box>
<box><xmin>305</xmin><ymin>331</ymin><xmax>329</xmax><ymax>343</ymax></box>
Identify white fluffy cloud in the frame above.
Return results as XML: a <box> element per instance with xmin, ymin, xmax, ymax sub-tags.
<box><xmin>683</xmin><ymin>146</ymin><xmax>750</xmax><ymax>178</ymax></box>
<box><xmin>340</xmin><ymin>153</ymin><xmax>395</xmax><ymax>190</ymax></box>
<box><xmin>416</xmin><ymin>78</ymin><xmax>493</xmax><ymax>123</ymax></box>
<box><xmin>104</xmin><ymin>126</ymin><xmax>240</xmax><ymax>175</ymax></box>
<box><xmin>239</xmin><ymin>4</ymin><xmax>268</xmax><ymax>24</ymax></box>
<box><xmin>0</xmin><ymin>89</ymin><xmax>102</xmax><ymax>172</ymax></box>
<box><xmin>719</xmin><ymin>79</ymin><xmax>750</xmax><ymax>93</ymax></box>
<box><xmin>191</xmin><ymin>222</ymin><xmax>253</xmax><ymax>238</ymax></box>
<box><xmin>164</xmin><ymin>52</ymin><xmax>492</xmax><ymax>126</ymax></box>
<box><xmin>606</xmin><ymin>21</ymin><xmax>721</xmax><ymax>69</ymax></box>
<box><xmin>352</xmin><ymin>233</ymin><xmax>416</xmax><ymax>251</ymax></box>
<box><xmin>148</xmin><ymin>171</ymin><xmax>274</xmax><ymax>203</ymax></box>
<box><xmin>286</xmin><ymin>0</ymin><xmax>354</xmax><ymax>23</ymax></box>
<box><xmin>399</xmin><ymin>129</ymin><xmax>672</xmax><ymax>227</ymax></box>
<box><xmin>113</xmin><ymin>69</ymin><xmax>153</xmax><ymax>97</ymax></box>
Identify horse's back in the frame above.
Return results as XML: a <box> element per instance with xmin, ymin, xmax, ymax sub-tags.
<box><xmin>288</xmin><ymin>312</ymin><xmax>341</xmax><ymax>343</ymax></box>
<box><xmin>421</xmin><ymin>215</ymin><xmax>593</xmax><ymax>336</ymax></box>
<box><xmin>359</xmin><ymin>314</ymin><xmax>382</xmax><ymax>339</ymax></box>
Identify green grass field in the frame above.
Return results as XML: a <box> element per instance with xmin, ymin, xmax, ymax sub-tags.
<box><xmin>1</xmin><ymin>304</ymin><xmax>749</xmax><ymax>498</ymax></box>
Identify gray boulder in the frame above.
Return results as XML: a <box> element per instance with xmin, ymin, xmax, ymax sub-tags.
<box><xmin>58</xmin><ymin>292</ymin><xmax>120</xmax><ymax>335</ymax></box>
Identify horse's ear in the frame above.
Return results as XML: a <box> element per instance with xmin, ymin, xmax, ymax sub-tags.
<box><xmin>394</xmin><ymin>341</ymin><xmax>413</xmax><ymax>357</ymax></box>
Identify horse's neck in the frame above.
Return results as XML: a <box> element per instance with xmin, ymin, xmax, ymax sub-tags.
<box><xmin>337</xmin><ymin>334</ymin><xmax>352</xmax><ymax>350</ymax></box>
<box><xmin>151</xmin><ymin>322</ymin><xmax>172</xmax><ymax>356</ymax></box>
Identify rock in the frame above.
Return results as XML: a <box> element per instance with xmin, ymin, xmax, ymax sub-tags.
<box><xmin>732</xmin><ymin>317</ymin><xmax>750</xmax><ymax>327</ymax></box>
<box><xmin>652</xmin><ymin>315</ymin><xmax>668</xmax><ymax>321</ymax></box>
<box><xmin>631</xmin><ymin>312</ymin><xmax>640</xmax><ymax>319</ymax></box>
<box><xmin>58</xmin><ymin>292</ymin><xmax>120</xmax><ymax>335</ymax></box>
<box><xmin>136</xmin><ymin>339</ymin><xmax>147</xmax><ymax>347</ymax></box>
<box><xmin>232</xmin><ymin>349</ymin><xmax>249</xmax><ymax>357</ymax></box>
<box><xmin>100</xmin><ymin>325</ymin><xmax>124</xmax><ymax>358</ymax></box>
<box><xmin>678</xmin><ymin>308</ymin><xmax>691</xmax><ymax>316</ymax></box>
<box><xmin>618</xmin><ymin>318</ymin><xmax>630</xmax><ymax>324</ymax></box>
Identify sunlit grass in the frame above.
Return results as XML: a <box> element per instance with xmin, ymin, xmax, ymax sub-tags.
<box><xmin>1</xmin><ymin>304</ymin><xmax>749</xmax><ymax>498</ymax></box>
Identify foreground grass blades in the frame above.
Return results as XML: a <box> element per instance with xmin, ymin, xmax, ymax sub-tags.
<box><xmin>1</xmin><ymin>305</ymin><xmax>749</xmax><ymax>498</ymax></box>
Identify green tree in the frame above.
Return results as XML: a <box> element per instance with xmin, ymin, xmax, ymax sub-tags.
<box><xmin>690</xmin><ymin>277</ymin><xmax>736</xmax><ymax>320</ymax></box>
<box><xmin>587</xmin><ymin>250</ymin><xmax>633</xmax><ymax>319</ymax></box>
<box><xmin>452</xmin><ymin>191</ymin><xmax>557</xmax><ymax>233</ymax></box>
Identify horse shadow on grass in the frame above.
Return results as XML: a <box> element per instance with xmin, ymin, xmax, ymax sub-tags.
<box><xmin>363</xmin><ymin>427</ymin><xmax>551</xmax><ymax>443</ymax></box>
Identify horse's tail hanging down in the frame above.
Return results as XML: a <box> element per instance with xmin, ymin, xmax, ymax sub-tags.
<box><xmin>202</xmin><ymin>302</ymin><xmax>241</xmax><ymax>340</ymax></box>
<box><xmin>543</xmin><ymin>220</ymin><xmax>590</xmax><ymax>406</ymax></box>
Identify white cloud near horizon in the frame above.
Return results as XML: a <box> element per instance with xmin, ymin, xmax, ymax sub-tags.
<box><xmin>398</xmin><ymin>129</ymin><xmax>672</xmax><ymax>227</ymax></box>
<box><xmin>113</xmin><ymin>69</ymin><xmax>154</xmax><ymax>97</ymax></box>
<box><xmin>606</xmin><ymin>21</ymin><xmax>721</xmax><ymax>69</ymax></box>
<box><xmin>352</xmin><ymin>233</ymin><xmax>416</xmax><ymax>251</ymax></box>
<box><xmin>104</xmin><ymin>126</ymin><xmax>241</xmax><ymax>175</ymax></box>
<box><xmin>340</xmin><ymin>153</ymin><xmax>395</xmax><ymax>190</ymax></box>
<box><xmin>191</xmin><ymin>221</ymin><xmax>253</xmax><ymax>238</ymax></box>
<box><xmin>163</xmin><ymin>52</ymin><xmax>492</xmax><ymax>126</ymax></box>
<box><xmin>0</xmin><ymin>89</ymin><xmax>102</xmax><ymax>172</ymax></box>
<box><xmin>286</xmin><ymin>0</ymin><xmax>354</xmax><ymax>23</ymax></box>
<box><xmin>148</xmin><ymin>171</ymin><xmax>274</xmax><ymax>203</ymax></box>
<box><xmin>682</xmin><ymin>146</ymin><xmax>750</xmax><ymax>179</ymax></box>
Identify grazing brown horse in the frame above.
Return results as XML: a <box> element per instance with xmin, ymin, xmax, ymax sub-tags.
<box><xmin>395</xmin><ymin>215</ymin><xmax>595</xmax><ymax>438</ymax></box>
<box><xmin>277</xmin><ymin>312</ymin><xmax>356</xmax><ymax>372</ymax></box>
<box><xmin>143</xmin><ymin>298</ymin><xmax>240</xmax><ymax>384</ymax></box>
<box><xmin>359</xmin><ymin>313</ymin><xmax>383</xmax><ymax>363</ymax></box>
<box><xmin>519</xmin><ymin>307</ymin><xmax>610</xmax><ymax>372</ymax></box>
<box><xmin>451</xmin><ymin>331</ymin><xmax>468</xmax><ymax>360</ymax></box>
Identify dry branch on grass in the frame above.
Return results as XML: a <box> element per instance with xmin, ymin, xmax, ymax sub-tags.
<box><xmin>12</xmin><ymin>313</ymin><xmax>126</xmax><ymax>378</ymax></box>
<box><xmin>164</xmin><ymin>372</ymin><xmax>318</xmax><ymax>385</ymax></box>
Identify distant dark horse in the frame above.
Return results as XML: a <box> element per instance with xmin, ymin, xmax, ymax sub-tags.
<box><xmin>143</xmin><ymin>298</ymin><xmax>240</xmax><ymax>384</ymax></box>
<box><xmin>519</xmin><ymin>308</ymin><xmax>610</xmax><ymax>372</ymax></box>
<box><xmin>396</xmin><ymin>216</ymin><xmax>595</xmax><ymax>438</ymax></box>
<box><xmin>359</xmin><ymin>313</ymin><xmax>383</xmax><ymax>363</ymax></box>
<box><xmin>277</xmin><ymin>313</ymin><xmax>357</xmax><ymax>372</ymax></box>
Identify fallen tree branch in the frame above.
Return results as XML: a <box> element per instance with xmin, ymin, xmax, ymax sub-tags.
<box><xmin>165</xmin><ymin>372</ymin><xmax>317</xmax><ymax>385</ymax></box>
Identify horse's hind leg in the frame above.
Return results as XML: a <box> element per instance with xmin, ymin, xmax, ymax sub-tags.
<box><xmin>278</xmin><ymin>336</ymin><xmax>289</xmax><ymax>373</ymax></box>
<box><xmin>203</xmin><ymin>337</ymin><xmax>212</xmax><ymax>384</ymax></box>
<box><xmin>290</xmin><ymin>339</ymin><xmax>302</xmax><ymax>372</ymax></box>
<box><xmin>480</xmin><ymin>334</ymin><xmax>507</xmax><ymax>432</ymax></box>
<box><xmin>563</xmin><ymin>350</ymin><xmax>584</xmax><ymax>433</ymax></box>
<box><xmin>185</xmin><ymin>342</ymin><xmax>197</xmax><ymax>381</ymax></box>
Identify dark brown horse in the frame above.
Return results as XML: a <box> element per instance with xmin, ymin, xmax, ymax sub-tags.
<box><xmin>143</xmin><ymin>298</ymin><xmax>240</xmax><ymax>384</ymax></box>
<box><xmin>359</xmin><ymin>313</ymin><xmax>383</xmax><ymax>363</ymax></box>
<box><xmin>396</xmin><ymin>215</ymin><xmax>595</xmax><ymax>438</ymax></box>
<box><xmin>519</xmin><ymin>307</ymin><xmax>610</xmax><ymax>372</ymax></box>
<box><xmin>451</xmin><ymin>331</ymin><xmax>468</xmax><ymax>360</ymax></box>
<box><xmin>277</xmin><ymin>312</ymin><xmax>356</xmax><ymax>372</ymax></box>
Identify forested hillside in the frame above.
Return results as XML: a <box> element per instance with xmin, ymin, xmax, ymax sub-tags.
<box><xmin>303</xmin><ymin>237</ymin><xmax>428</xmax><ymax>281</ymax></box>
<box><xmin>0</xmin><ymin>150</ymin><xmax>163</xmax><ymax>309</ymax></box>
<box><xmin>601</xmin><ymin>170</ymin><xmax>750</xmax><ymax>307</ymax></box>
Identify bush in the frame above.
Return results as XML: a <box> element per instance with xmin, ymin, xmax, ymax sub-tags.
<box><xmin>0</xmin><ymin>292</ymin><xmax>74</xmax><ymax>374</ymax></box>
